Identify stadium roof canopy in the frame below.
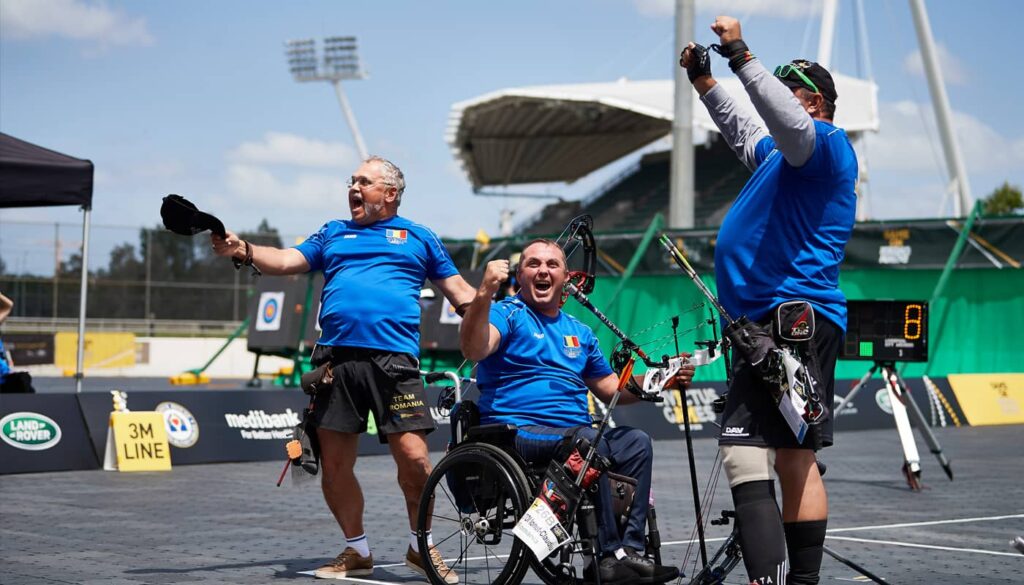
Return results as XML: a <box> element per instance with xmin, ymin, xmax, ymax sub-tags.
<box><xmin>447</xmin><ymin>75</ymin><xmax>878</xmax><ymax>189</ymax></box>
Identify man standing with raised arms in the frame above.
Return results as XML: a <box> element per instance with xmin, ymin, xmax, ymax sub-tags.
<box><xmin>681</xmin><ymin>15</ymin><xmax>857</xmax><ymax>585</ymax></box>
<box><xmin>212</xmin><ymin>156</ymin><xmax>475</xmax><ymax>582</ymax></box>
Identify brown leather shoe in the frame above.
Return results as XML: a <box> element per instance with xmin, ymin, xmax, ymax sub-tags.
<box><xmin>405</xmin><ymin>545</ymin><xmax>458</xmax><ymax>584</ymax></box>
<box><xmin>314</xmin><ymin>547</ymin><xmax>373</xmax><ymax>579</ymax></box>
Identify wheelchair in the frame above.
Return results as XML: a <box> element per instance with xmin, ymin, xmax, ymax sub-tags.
<box><xmin>415</xmin><ymin>412</ymin><xmax>663</xmax><ymax>585</ymax></box>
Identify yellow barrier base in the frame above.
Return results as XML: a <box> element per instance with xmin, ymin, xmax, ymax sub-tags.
<box><xmin>169</xmin><ymin>372</ymin><xmax>211</xmax><ymax>385</ymax></box>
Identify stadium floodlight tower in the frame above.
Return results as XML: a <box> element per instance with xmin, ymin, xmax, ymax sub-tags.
<box><xmin>285</xmin><ymin>36</ymin><xmax>370</xmax><ymax>159</ymax></box>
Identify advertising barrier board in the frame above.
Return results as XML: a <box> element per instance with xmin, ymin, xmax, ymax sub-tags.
<box><xmin>0</xmin><ymin>394</ymin><xmax>98</xmax><ymax>474</ymax></box>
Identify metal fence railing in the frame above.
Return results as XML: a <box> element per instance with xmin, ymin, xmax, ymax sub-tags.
<box><xmin>4</xmin><ymin>317</ymin><xmax>243</xmax><ymax>337</ymax></box>
<box><xmin>0</xmin><ymin>218</ymin><xmax>304</xmax><ymax>326</ymax></box>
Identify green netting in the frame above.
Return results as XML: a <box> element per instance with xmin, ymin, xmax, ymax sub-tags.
<box><xmin>558</xmin><ymin>268</ymin><xmax>1024</xmax><ymax>381</ymax></box>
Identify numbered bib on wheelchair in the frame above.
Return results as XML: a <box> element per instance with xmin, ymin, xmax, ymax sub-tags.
<box><xmin>513</xmin><ymin>459</ymin><xmax>579</xmax><ymax>560</ymax></box>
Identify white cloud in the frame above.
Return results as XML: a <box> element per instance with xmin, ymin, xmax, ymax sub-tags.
<box><xmin>865</xmin><ymin>100</ymin><xmax>1024</xmax><ymax>174</ymax></box>
<box><xmin>0</xmin><ymin>0</ymin><xmax>153</xmax><ymax>47</ymax></box>
<box><xmin>902</xmin><ymin>44</ymin><xmax>968</xmax><ymax>85</ymax></box>
<box><xmin>224</xmin><ymin>164</ymin><xmax>347</xmax><ymax>211</ymax></box>
<box><xmin>228</xmin><ymin>132</ymin><xmax>359</xmax><ymax>169</ymax></box>
<box><xmin>635</xmin><ymin>0</ymin><xmax>820</xmax><ymax>19</ymax></box>
<box><xmin>860</xmin><ymin>100</ymin><xmax>1024</xmax><ymax>218</ymax></box>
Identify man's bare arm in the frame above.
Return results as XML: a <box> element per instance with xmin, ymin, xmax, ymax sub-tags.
<box><xmin>586</xmin><ymin>372</ymin><xmax>639</xmax><ymax>406</ymax></box>
<box><xmin>433</xmin><ymin>274</ymin><xmax>477</xmax><ymax>316</ymax></box>
<box><xmin>459</xmin><ymin>260</ymin><xmax>507</xmax><ymax>362</ymax></box>
<box><xmin>211</xmin><ymin>230</ymin><xmax>310</xmax><ymax>275</ymax></box>
<box><xmin>0</xmin><ymin>292</ymin><xmax>13</xmax><ymax>323</ymax></box>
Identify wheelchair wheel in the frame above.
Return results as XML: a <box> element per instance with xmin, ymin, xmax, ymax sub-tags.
<box><xmin>417</xmin><ymin>443</ymin><xmax>533</xmax><ymax>585</ymax></box>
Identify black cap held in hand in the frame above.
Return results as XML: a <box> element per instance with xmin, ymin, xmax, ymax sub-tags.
<box><xmin>160</xmin><ymin>194</ymin><xmax>227</xmax><ymax>238</ymax></box>
<box><xmin>777</xmin><ymin>59</ymin><xmax>838</xmax><ymax>104</ymax></box>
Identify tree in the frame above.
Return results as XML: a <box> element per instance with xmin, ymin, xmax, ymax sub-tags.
<box><xmin>982</xmin><ymin>181</ymin><xmax>1024</xmax><ymax>216</ymax></box>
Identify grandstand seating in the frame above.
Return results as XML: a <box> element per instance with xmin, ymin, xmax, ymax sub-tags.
<box><xmin>516</xmin><ymin>138</ymin><xmax>750</xmax><ymax>234</ymax></box>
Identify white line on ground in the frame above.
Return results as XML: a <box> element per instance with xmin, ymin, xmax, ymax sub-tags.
<box><xmin>826</xmin><ymin>535</ymin><xmax>1023</xmax><ymax>558</ymax></box>
<box><xmin>297</xmin><ymin>570</ymin><xmax>426</xmax><ymax>584</ymax></box>
<box><xmin>656</xmin><ymin>513</ymin><xmax>1024</xmax><ymax>548</ymax></box>
<box><xmin>826</xmin><ymin>513</ymin><xmax>1024</xmax><ymax>533</ymax></box>
<box><xmin>299</xmin><ymin>514</ymin><xmax>1024</xmax><ymax>581</ymax></box>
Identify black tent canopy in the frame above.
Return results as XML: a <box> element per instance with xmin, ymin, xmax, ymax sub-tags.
<box><xmin>0</xmin><ymin>133</ymin><xmax>94</xmax><ymax>392</ymax></box>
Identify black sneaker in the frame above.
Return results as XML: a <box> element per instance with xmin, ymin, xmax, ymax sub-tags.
<box><xmin>582</xmin><ymin>556</ymin><xmax>639</xmax><ymax>584</ymax></box>
<box><xmin>620</xmin><ymin>548</ymin><xmax>678</xmax><ymax>584</ymax></box>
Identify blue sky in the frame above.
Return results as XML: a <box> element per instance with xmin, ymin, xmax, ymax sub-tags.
<box><xmin>2</xmin><ymin>0</ymin><xmax>1022</xmax><ymax>274</ymax></box>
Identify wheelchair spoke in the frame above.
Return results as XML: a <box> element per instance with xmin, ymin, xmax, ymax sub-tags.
<box><xmin>438</xmin><ymin>477</ymin><xmax>460</xmax><ymax>513</ymax></box>
<box><xmin>430</xmin><ymin>512</ymin><xmax>465</xmax><ymax>525</ymax></box>
<box><xmin>484</xmin><ymin>543</ymin><xmax>491</xmax><ymax>584</ymax></box>
<box><xmin>417</xmin><ymin>445</ymin><xmax>533</xmax><ymax>585</ymax></box>
<box><xmin>432</xmin><ymin>527</ymin><xmax>464</xmax><ymax>550</ymax></box>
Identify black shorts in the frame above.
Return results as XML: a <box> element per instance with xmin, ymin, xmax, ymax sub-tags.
<box><xmin>718</xmin><ymin>317</ymin><xmax>843</xmax><ymax>450</ymax></box>
<box><xmin>310</xmin><ymin>346</ymin><xmax>435</xmax><ymax>443</ymax></box>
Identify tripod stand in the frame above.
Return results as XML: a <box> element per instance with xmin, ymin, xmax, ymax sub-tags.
<box><xmin>835</xmin><ymin>361</ymin><xmax>953</xmax><ymax>490</ymax></box>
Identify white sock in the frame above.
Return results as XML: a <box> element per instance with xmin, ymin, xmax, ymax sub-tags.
<box><xmin>346</xmin><ymin>534</ymin><xmax>370</xmax><ymax>558</ymax></box>
<box><xmin>410</xmin><ymin>531</ymin><xmax>433</xmax><ymax>553</ymax></box>
<box><xmin>614</xmin><ymin>547</ymin><xmax>627</xmax><ymax>560</ymax></box>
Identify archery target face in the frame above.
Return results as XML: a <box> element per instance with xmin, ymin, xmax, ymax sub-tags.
<box><xmin>256</xmin><ymin>292</ymin><xmax>285</xmax><ymax>331</ymax></box>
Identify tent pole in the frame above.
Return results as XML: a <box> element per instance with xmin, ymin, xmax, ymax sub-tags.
<box><xmin>75</xmin><ymin>205</ymin><xmax>91</xmax><ymax>393</ymax></box>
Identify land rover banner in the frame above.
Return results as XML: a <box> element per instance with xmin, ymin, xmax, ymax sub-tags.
<box><xmin>0</xmin><ymin>394</ymin><xmax>98</xmax><ymax>474</ymax></box>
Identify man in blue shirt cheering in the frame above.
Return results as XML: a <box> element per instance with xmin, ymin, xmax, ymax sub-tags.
<box><xmin>461</xmin><ymin>240</ymin><xmax>694</xmax><ymax>584</ymax></box>
<box><xmin>682</xmin><ymin>14</ymin><xmax>857</xmax><ymax>585</ymax></box>
<box><xmin>212</xmin><ymin>156</ymin><xmax>475</xmax><ymax>582</ymax></box>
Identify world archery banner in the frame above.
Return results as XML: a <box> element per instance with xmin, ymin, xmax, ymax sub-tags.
<box><xmin>255</xmin><ymin>292</ymin><xmax>285</xmax><ymax>331</ymax></box>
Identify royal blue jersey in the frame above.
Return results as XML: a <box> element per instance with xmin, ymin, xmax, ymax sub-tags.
<box><xmin>0</xmin><ymin>338</ymin><xmax>9</xmax><ymax>382</ymax></box>
<box><xmin>715</xmin><ymin>120</ymin><xmax>857</xmax><ymax>330</ymax></box>
<box><xmin>295</xmin><ymin>215</ymin><xmax>458</xmax><ymax>357</ymax></box>
<box><xmin>476</xmin><ymin>297</ymin><xmax>614</xmax><ymax>428</ymax></box>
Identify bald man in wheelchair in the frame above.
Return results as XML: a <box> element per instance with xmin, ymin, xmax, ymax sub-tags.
<box><xmin>461</xmin><ymin>239</ymin><xmax>693</xmax><ymax>584</ymax></box>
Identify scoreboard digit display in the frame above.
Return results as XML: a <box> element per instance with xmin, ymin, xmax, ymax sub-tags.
<box><xmin>842</xmin><ymin>300</ymin><xmax>928</xmax><ymax>362</ymax></box>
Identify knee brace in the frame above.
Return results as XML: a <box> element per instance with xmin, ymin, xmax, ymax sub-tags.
<box><xmin>784</xmin><ymin>519</ymin><xmax>827</xmax><ymax>585</ymax></box>
<box><xmin>731</xmin><ymin>480</ymin><xmax>786</xmax><ymax>585</ymax></box>
<box><xmin>721</xmin><ymin>444</ymin><xmax>777</xmax><ymax>488</ymax></box>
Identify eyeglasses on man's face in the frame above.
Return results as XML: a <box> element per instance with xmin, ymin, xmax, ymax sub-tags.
<box><xmin>346</xmin><ymin>176</ymin><xmax>393</xmax><ymax>190</ymax></box>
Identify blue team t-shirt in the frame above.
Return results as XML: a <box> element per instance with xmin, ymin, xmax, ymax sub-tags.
<box><xmin>295</xmin><ymin>215</ymin><xmax>458</xmax><ymax>357</ymax></box>
<box><xmin>0</xmin><ymin>338</ymin><xmax>9</xmax><ymax>382</ymax></box>
<box><xmin>475</xmin><ymin>297</ymin><xmax>614</xmax><ymax>428</ymax></box>
<box><xmin>715</xmin><ymin>120</ymin><xmax>857</xmax><ymax>331</ymax></box>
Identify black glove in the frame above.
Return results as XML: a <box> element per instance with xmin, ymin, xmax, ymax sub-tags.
<box><xmin>680</xmin><ymin>43</ymin><xmax>712</xmax><ymax>83</ymax></box>
<box><xmin>723</xmin><ymin>317</ymin><xmax>775</xmax><ymax>367</ymax></box>
<box><xmin>709</xmin><ymin>40</ymin><xmax>753</xmax><ymax>73</ymax></box>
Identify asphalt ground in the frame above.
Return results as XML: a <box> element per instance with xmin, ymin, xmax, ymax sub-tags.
<box><xmin>2</xmin><ymin>422</ymin><xmax>1022</xmax><ymax>585</ymax></box>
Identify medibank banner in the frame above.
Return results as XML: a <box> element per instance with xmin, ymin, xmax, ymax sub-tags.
<box><xmin>78</xmin><ymin>390</ymin><xmax>310</xmax><ymax>465</ymax></box>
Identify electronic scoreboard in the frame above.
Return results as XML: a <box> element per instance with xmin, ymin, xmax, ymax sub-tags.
<box><xmin>842</xmin><ymin>300</ymin><xmax>928</xmax><ymax>362</ymax></box>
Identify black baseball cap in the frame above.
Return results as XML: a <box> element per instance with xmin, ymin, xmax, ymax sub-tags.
<box><xmin>775</xmin><ymin>59</ymin><xmax>838</xmax><ymax>104</ymax></box>
<box><xmin>160</xmin><ymin>194</ymin><xmax>227</xmax><ymax>238</ymax></box>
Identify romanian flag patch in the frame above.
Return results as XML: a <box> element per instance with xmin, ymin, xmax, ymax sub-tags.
<box><xmin>386</xmin><ymin>229</ymin><xmax>408</xmax><ymax>244</ymax></box>
<box><xmin>562</xmin><ymin>335</ymin><xmax>582</xmax><ymax>358</ymax></box>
